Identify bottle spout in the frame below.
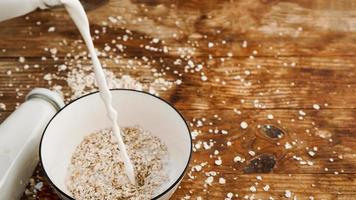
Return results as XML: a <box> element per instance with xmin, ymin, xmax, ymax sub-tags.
<box><xmin>0</xmin><ymin>0</ymin><xmax>63</xmax><ymax>22</ymax></box>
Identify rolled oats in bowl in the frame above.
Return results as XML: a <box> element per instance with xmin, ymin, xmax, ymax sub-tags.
<box><xmin>66</xmin><ymin>127</ymin><xmax>169</xmax><ymax>200</ymax></box>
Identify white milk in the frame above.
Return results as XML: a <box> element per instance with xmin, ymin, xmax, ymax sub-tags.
<box><xmin>60</xmin><ymin>0</ymin><xmax>136</xmax><ymax>184</ymax></box>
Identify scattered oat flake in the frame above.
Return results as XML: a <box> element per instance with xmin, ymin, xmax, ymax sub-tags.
<box><xmin>43</xmin><ymin>74</ymin><xmax>52</xmax><ymax>81</ymax></box>
<box><xmin>234</xmin><ymin>156</ymin><xmax>242</xmax><ymax>162</ymax></box>
<box><xmin>242</xmin><ymin>40</ymin><xmax>248</xmax><ymax>48</ymax></box>
<box><xmin>19</xmin><ymin>56</ymin><xmax>25</xmax><ymax>63</ymax></box>
<box><xmin>215</xmin><ymin>159</ymin><xmax>222</xmax><ymax>166</ymax></box>
<box><xmin>152</xmin><ymin>38</ymin><xmax>160</xmax><ymax>43</ymax></box>
<box><xmin>250</xmin><ymin>186</ymin><xmax>257</xmax><ymax>192</ymax></box>
<box><xmin>240</xmin><ymin>121</ymin><xmax>248</xmax><ymax>129</ymax></box>
<box><xmin>48</xmin><ymin>27</ymin><xmax>56</xmax><ymax>32</ymax></box>
<box><xmin>285</xmin><ymin>142</ymin><xmax>292</xmax><ymax>149</ymax></box>
<box><xmin>208</xmin><ymin>42</ymin><xmax>214</xmax><ymax>48</ymax></box>
<box><xmin>299</xmin><ymin>110</ymin><xmax>306</xmax><ymax>116</ymax></box>
<box><xmin>227</xmin><ymin>192</ymin><xmax>233</xmax><ymax>198</ymax></box>
<box><xmin>308</xmin><ymin>151</ymin><xmax>316</xmax><ymax>157</ymax></box>
<box><xmin>58</xmin><ymin>64</ymin><xmax>67</xmax><ymax>71</ymax></box>
<box><xmin>205</xmin><ymin>176</ymin><xmax>214</xmax><ymax>185</ymax></box>
<box><xmin>0</xmin><ymin>103</ymin><xmax>6</xmax><ymax>111</ymax></box>
<box><xmin>285</xmin><ymin>190</ymin><xmax>292</xmax><ymax>198</ymax></box>
<box><xmin>201</xmin><ymin>75</ymin><xmax>208</xmax><ymax>81</ymax></box>
<box><xmin>34</xmin><ymin>182</ymin><xmax>43</xmax><ymax>191</ymax></box>
<box><xmin>263</xmin><ymin>184</ymin><xmax>270</xmax><ymax>191</ymax></box>
<box><xmin>313</xmin><ymin>104</ymin><xmax>320</xmax><ymax>110</ymax></box>
<box><xmin>104</xmin><ymin>46</ymin><xmax>111</xmax><ymax>52</ymax></box>
<box><xmin>50</xmin><ymin>48</ymin><xmax>58</xmax><ymax>55</ymax></box>
<box><xmin>194</xmin><ymin>165</ymin><xmax>202</xmax><ymax>172</ymax></box>
<box><xmin>219</xmin><ymin>177</ymin><xmax>226</xmax><ymax>184</ymax></box>
<box><xmin>267</xmin><ymin>114</ymin><xmax>274</xmax><ymax>120</ymax></box>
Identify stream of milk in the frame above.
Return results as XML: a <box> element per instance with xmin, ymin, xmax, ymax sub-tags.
<box><xmin>61</xmin><ymin>0</ymin><xmax>136</xmax><ymax>184</ymax></box>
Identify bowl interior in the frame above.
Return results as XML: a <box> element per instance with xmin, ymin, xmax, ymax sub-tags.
<box><xmin>40</xmin><ymin>90</ymin><xmax>191</xmax><ymax>198</ymax></box>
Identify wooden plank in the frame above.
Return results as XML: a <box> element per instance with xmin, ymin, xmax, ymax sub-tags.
<box><xmin>181</xmin><ymin>109</ymin><xmax>356</xmax><ymax>175</ymax></box>
<box><xmin>174</xmin><ymin>174</ymin><xmax>356</xmax><ymax>199</ymax></box>
<box><xmin>24</xmin><ymin>165</ymin><xmax>356</xmax><ymax>200</ymax></box>
<box><xmin>2</xmin><ymin>107</ymin><xmax>356</xmax><ymax>175</ymax></box>
<box><xmin>0</xmin><ymin>0</ymin><xmax>356</xmax><ymax>58</ymax></box>
<box><xmin>0</xmin><ymin>56</ymin><xmax>355</xmax><ymax>110</ymax></box>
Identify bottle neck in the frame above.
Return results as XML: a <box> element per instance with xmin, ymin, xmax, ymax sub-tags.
<box><xmin>26</xmin><ymin>88</ymin><xmax>64</xmax><ymax>111</ymax></box>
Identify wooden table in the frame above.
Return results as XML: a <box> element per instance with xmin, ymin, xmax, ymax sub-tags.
<box><xmin>1</xmin><ymin>0</ymin><xmax>356</xmax><ymax>199</ymax></box>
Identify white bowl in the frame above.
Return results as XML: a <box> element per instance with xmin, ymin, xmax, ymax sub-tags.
<box><xmin>39</xmin><ymin>89</ymin><xmax>192</xmax><ymax>200</ymax></box>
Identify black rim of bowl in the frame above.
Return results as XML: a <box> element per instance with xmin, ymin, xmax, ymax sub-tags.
<box><xmin>39</xmin><ymin>89</ymin><xmax>193</xmax><ymax>200</ymax></box>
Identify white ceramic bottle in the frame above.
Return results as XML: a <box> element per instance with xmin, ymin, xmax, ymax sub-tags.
<box><xmin>0</xmin><ymin>0</ymin><xmax>62</xmax><ymax>22</ymax></box>
<box><xmin>0</xmin><ymin>88</ymin><xmax>64</xmax><ymax>200</ymax></box>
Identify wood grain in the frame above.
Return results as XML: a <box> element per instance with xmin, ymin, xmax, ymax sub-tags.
<box><xmin>0</xmin><ymin>0</ymin><xmax>355</xmax><ymax>199</ymax></box>
<box><xmin>1</xmin><ymin>0</ymin><xmax>356</xmax><ymax>58</ymax></box>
